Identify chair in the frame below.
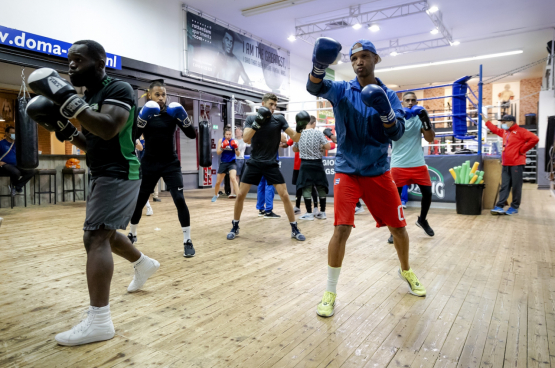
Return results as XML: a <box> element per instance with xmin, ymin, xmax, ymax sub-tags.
<box><xmin>33</xmin><ymin>169</ymin><xmax>57</xmax><ymax>205</ymax></box>
<box><xmin>0</xmin><ymin>173</ymin><xmax>27</xmax><ymax>209</ymax></box>
<box><xmin>62</xmin><ymin>168</ymin><xmax>86</xmax><ymax>202</ymax></box>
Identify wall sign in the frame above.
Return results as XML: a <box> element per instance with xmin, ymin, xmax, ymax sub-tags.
<box><xmin>186</xmin><ymin>12</ymin><xmax>290</xmax><ymax>96</ymax></box>
<box><xmin>0</xmin><ymin>25</ymin><xmax>122</xmax><ymax>70</ymax></box>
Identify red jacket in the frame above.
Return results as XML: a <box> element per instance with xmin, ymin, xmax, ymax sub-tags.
<box><xmin>485</xmin><ymin>121</ymin><xmax>539</xmax><ymax>166</ymax></box>
<box><xmin>287</xmin><ymin>139</ymin><xmax>301</xmax><ymax>170</ymax></box>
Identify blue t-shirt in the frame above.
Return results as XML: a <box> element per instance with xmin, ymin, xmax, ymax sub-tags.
<box><xmin>307</xmin><ymin>77</ymin><xmax>405</xmax><ymax>177</ymax></box>
<box><xmin>0</xmin><ymin>139</ymin><xmax>16</xmax><ymax>165</ymax></box>
<box><xmin>220</xmin><ymin>139</ymin><xmax>236</xmax><ymax>163</ymax></box>
<box><xmin>391</xmin><ymin>115</ymin><xmax>426</xmax><ymax>168</ymax></box>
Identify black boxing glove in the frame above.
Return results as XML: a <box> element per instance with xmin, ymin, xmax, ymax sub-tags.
<box><xmin>252</xmin><ymin>107</ymin><xmax>271</xmax><ymax>130</ymax></box>
<box><xmin>28</xmin><ymin>68</ymin><xmax>89</xmax><ymax>119</ymax></box>
<box><xmin>295</xmin><ymin>111</ymin><xmax>311</xmax><ymax>133</ymax></box>
<box><xmin>323</xmin><ymin>128</ymin><xmax>333</xmax><ymax>138</ymax></box>
<box><xmin>411</xmin><ymin>106</ymin><xmax>432</xmax><ymax>131</ymax></box>
<box><xmin>26</xmin><ymin>96</ymin><xmax>79</xmax><ymax>142</ymax></box>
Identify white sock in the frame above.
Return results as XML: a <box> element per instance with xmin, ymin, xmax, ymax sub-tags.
<box><xmin>146</xmin><ymin>200</ymin><xmax>151</xmax><ymax>208</ymax></box>
<box><xmin>90</xmin><ymin>304</ymin><xmax>110</xmax><ymax>312</ymax></box>
<box><xmin>183</xmin><ymin>226</ymin><xmax>191</xmax><ymax>242</ymax></box>
<box><xmin>132</xmin><ymin>253</ymin><xmax>145</xmax><ymax>267</ymax></box>
<box><xmin>130</xmin><ymin>224</ymin><xmax>138</xmax><ymax>236</ymax></box>
<box><xmin>327</xmin><ymin>266</ymin><xmax>341</xmax><ymax>294</ymax></box>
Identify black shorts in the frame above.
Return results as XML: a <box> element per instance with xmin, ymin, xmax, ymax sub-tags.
<box><xmin>297</xmin><ymin>159</ymin><xmax>329</xmax><ymax>193</ymax></box>
<box><xmin>292</xmin><ymin>169</ymin><xmax>299</xmax><ymax>185</ymax></box>
<box><xmin>218</xmin><ymin>161</ymin><xmax>237</xmax><ymax>174</ymax></box>
<box><xmin>140</xmin><ymin>160</ymin><xmax>183</xmax><ymax>194</ymax></box>
<box><xmin>241</xmin><ymin>159</ymin><xmax>285</xmax><ymax>185</ymax></box>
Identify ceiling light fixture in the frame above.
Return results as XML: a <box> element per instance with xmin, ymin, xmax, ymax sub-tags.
<box><xmin>430</xmin><ymin>28</ymin><xmax>439</xmax><ymax>35</ymax></box>
<box><xmin>368</xmin><ymin>24</ymin><xmax>380</xmax><ymax>32</ymax></box>
<box><xmin>242</xmin><ymin>0</ymin><xmax>316</xmax><ymax>17</ymax></box>
<box><xmin>390</xmin><ymin>51</ymin><xmax>398</xmax><ymax>56</ymax></box>
<box><xmin>427</xmin><ymin>6</ymin><xmax>439</xmax><ymax>13</ymax></box>
<box><xmin>337</xmin><ymin>60</ymin><xmax>343</xmax><ymax>64</ymax></box>
<box><xmin>352</xmin><ymin>23</ymin><xmax>362</xmax><ymax>30</ymax></box>
<box><xmin>450</xmin><ymin>40</ymin><xmax>461</xmax><ymax>46</ymax></box>
<box><xmin>288</xmin><ymin>35</ymin><xmax>296</xmax><ymax>41</ymax></box>
<box><xmin>376</xmin><ymin>50</ymin><xmax>523</xmax><ymax>73</ymax></box>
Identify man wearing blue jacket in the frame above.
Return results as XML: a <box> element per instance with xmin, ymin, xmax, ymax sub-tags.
<box><xmin>307</xmin><ymin>38</ymin><xmax>426</xmax><ymax>318</ymax></box>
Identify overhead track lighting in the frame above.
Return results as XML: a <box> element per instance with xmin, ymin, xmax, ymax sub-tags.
<box><xmin>427</xmin><ymin>6</ymin><xmax>439</xmax><ymax>13</ymax></box>
<box><xmin>242</xmin><ymin>0</ymin><xmax>316</xmax><ymax>17</ymax></box>
<box><xmin>430</xmin><ymin>28</ymin><xmax>439</xmax><ymax>35</ymax></box>
<box><xmin>368</xmin><ymin>24</ymin><xmax>380</xmax><ymax>32</ymax></box>
<box><xmin>352</xmin><ymin>23</ymin><xmax>362</xmax><ymax>30</ymax></box>
<box><xmin>376</xmin><ymin>50</ymin><xmax>524</xmax><ymax>73</ymax></box>
<box><xmin>288</xmin><ymin>35</ymin><xmax>296</xmax><ymax>41</ymax></box>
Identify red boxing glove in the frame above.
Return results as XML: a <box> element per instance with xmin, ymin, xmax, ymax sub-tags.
<box><xmin>230</xmin><ymin>140</ymin><xmax>238</xmax><ymax>149</ymax></box>
<box><xmin>221</xmin><ymin>139</ymin><xmax>229</xmax><ymax>149</ymax></box>
<box><xmin>287</xmin><ymin>138</ymin><xmax>294</xmax><ymax>147</ymax></box>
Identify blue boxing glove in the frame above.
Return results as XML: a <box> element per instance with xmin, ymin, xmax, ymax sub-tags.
<box><xmin>137</xmin><ymin>100</ymin><xmax>160</xmax><ymax>128</ymax></box>
<box><xmin>167</xmin><ymin>102</ymin><xmax>191</xmax><ymax>128</ymax></box>
<box><xmin>311</xmin><ymin>37</ymin><xmax>342</xmax><ymax>79</ymax></box>
<box><xmin>403</xmin><ymin>107</ymin><xmax>414</xmax><ymax>120</ymax></box>
<box><xmin>361</xmin><ymin>84</ymin><xmax>396</xmax><ymax>124</ymax></box>
<box><xmin>411</xmin><ymin>105</ymin><xmax>432</xmax><ymax>131</ymax></box>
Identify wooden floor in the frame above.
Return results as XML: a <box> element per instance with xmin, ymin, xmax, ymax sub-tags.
<box><xmin>0</xmin><ymin>184</ymin><xmax>554</xmax><ymax>368</ymax></box>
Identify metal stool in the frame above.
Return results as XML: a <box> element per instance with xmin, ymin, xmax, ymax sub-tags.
<box><xmin>0</xmin><ymin>174</ymin><xmax>27</xmax><ymax>209</ymax></box>
<box><xmin>62</xmin><ymin>168</ymin><xmax>86</xmax><ymax>202</ymax></box>
<box><xmin>33</xmin><ymin>169</ymin><xmax>57</xmax><ymax>205</ymax></box>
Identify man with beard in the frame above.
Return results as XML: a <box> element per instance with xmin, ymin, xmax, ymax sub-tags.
<box><xmin>307</xmin><ymin>38</ymin><xmax>426</xmax><ymax>318</ymax></box>
<box><xmin>26</xmin><ymin>40</ymin><xmax>159</xmax><ymax>346</ymax></box>
<box><xmin>215</xmin><ymin>30</ymin><xmax>251</xmax><ymax>85</ymax></box>
<box><xmin>128</xmin><ymin>80</ymin><xmax>197</xmax><ymax>258</ymax></box>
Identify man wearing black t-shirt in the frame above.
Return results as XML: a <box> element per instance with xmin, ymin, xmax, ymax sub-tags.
<box><xmin>27</xmin><ymin>40</ymin><xmax>159</xmax><ymax>346</ymax></box>
<box><xmin>227</xmin><ymin>93</ymin><xmax>309</xmax><ymax>241</ymax></box>
<box><xmin>128</xmin><ymin>80</ymin><xmax>197</xmax><ymax>258</ymax></box>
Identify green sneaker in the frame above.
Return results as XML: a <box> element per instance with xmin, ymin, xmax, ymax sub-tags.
<box><xmin>398</xmin><ymin>268</ymin><xmax>426</xmax><ymax>297</ymax></box>
<box><xmin>316</xmin><ymin>291</ymin><xmax>337</xmax><ymax>317</ymax></box>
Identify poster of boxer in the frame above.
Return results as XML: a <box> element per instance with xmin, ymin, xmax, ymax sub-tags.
<box><xmin>186</xmin><ymin>12</ymin><xmax>290</xmax><ymax>96</ymax></box>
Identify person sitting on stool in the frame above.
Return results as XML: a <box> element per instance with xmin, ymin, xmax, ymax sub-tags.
<box><xmin>0</xmin><ymin>126</ymin><xmax>35</xmax><ymax>195</ymax></box>
<box><xmin>486</xmin><ymin>115</ymin><xmax>539</xmax><ymax>215</ymax></box>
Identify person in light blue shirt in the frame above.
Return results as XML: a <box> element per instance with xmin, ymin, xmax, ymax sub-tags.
<box><xmin>390</xmin><ymin>92</ymin><xmax>436</xmax><ymax>243</ymax></box>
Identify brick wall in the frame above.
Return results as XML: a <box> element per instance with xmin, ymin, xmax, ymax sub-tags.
<box><xmin>423</xmin><ymin>88</ymin><xmax>449</xmax><ymax>128</ymax></box>
<box><xmin>519</xmin><ymin>77</ymin><xmax>542</xmax><ymax>125</ymax></box>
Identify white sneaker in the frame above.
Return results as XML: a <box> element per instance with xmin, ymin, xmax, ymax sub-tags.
<box><xmin>146</xmin><ymin>206</ymin><xmax>153</xmax><ymax>216</ymax></box>
<box><xmin>293</xmin><ymin>206</ymin><xmax>301</xmax><ymax>215</ymax></box>
<box><xmin>355</xmin><ymin>206</ymin><xmax>365</xmax><ymax>215</ymax></box>
<box><xmin>315</xmin><ymin>211</ymin><xmax>327</xmax><ymax>220</ymax></box>
<box><xmin>313</xmin><ymin>208</ymin><xmax>320</xmax><ymax>216</ymax></box>
<box><xmin>127</xmin><ymin>255</ymin><xmax>160</xmax><ymax>292</ymax></box>
<box><xmin>299</xmin><ymin>212</ymin><xmax>314</xmax><ymax>221</ymax></box>
<box><xmin>55</xmin><ymin>306</ymin><xmax>115</xmax><ymax>346</ymax></box>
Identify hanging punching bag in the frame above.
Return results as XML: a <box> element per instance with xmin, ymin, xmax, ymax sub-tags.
<box><xmin>198</xmin><ymin>120</ymin><xmax>211</xmax><ymax>167</ymax></box>
<box><xmin>15</xmin><ymin>97</ymin><xmax>39</xmax><ymax>169</ymax></box>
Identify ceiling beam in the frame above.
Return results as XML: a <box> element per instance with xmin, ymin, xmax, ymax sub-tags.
<box><xmin>295</xmin><ymin>1</ymin><xmax>428</xmax><ymax>37</ymax></box>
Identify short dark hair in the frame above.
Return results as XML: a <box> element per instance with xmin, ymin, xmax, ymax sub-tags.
<box><xmin>403</xmin><ymin>92</ymin><xmax>417</xmax><ymax>99</ymax></box>
<box><xmin>5</xmin><ymin>125</ymin><xmax>14</xmax><ymax>133</ymax></box>
<box><xmin>148</xmin><ymin>79</ymin><xmax>166</xmax><ymax>90</ymax></box>
<box><xmin>72</xmin><ymin>40</ymin><xmax>106</xmax><ymax>61</ymax></box>
<box><xmin>224</xmin><ymin>126</ymin><xmax>232</xmax><ymax>132</ymax></box>
<box><xmin>310</xmin><ymin>115</ymin><xmax>316</xmax><ymax>123</ymax></box>
<box><xmin>262</xmin><ymin>93</ymin><xmax>278</xmax><ymax>103</ymax></box>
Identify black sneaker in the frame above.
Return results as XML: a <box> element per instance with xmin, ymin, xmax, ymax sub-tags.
<box><xmin>127</xmin><ymin>232</ymin><xmax>137</xmax><ymax>244</ymax></box>
<box><xmin>227</xmin><ymin>221</ymin><xmax>240</xmax><ymax>240</ymax></box>
<box><xmin>387</xmin><ymin>234</ymin><xmax>393</xmax><ymax>244</ymax></box>
<box><xmin>153</xmin><ymin>198</ymin><xmax>162</xmax><ymax>202</ymax></box>
<box><xmin>264</xmin><ymin>211</ymin><xmax>281</xmax><ymax>219</ymax></box>
<box><xmin>183</xmin><ymin>239</ymin><xmax>195</xmax><ymax>258</ymax></box>
<box><xmin>258</xmin><ymin>209</ymin><xmax>265</xmax><ymax>217</ymax></box>
<box><xmin>416</xmin><ymin>216</ymin><xmax>434</xmax><ymax>237</ymax></box>
<box><xmin>291</xmin><ymin>224</ymin><xmax>306</xmax><ymax>241</ymax></box>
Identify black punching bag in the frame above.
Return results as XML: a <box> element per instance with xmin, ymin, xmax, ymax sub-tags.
<box><xmin>198</xmin><ymin>120</ymin><xmax>211</xmax><ymax>167</ymax></box>
<box><xmin>15</xmin><ymin>97</ymin><xmax>39</xmax><ymax>169</ymax></box>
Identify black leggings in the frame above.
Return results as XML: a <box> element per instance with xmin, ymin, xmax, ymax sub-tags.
<box><xmin>398</xmin><ymin>185</ymin><xmax>432</xmax><ymax>220</ymax></box>
<box><xmin>131</xmin><ymin>188</ymin><xmax>190</xmax><ymax>227</ymax></box>
<box><xmin>295</xmin><ymin>186</ymin><xmax>318</xmax><ymax>208</ymax></box>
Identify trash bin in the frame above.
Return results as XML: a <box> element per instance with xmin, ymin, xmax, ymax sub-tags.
<box><xmin>455</xmin><ymin>184</ymin><xmax>485</xmax><ymax>215</ymax></box>
<box><xmin>525</xmin><ymin>113</ymin><xmax>537</xmax><ymax>125</ymax></box>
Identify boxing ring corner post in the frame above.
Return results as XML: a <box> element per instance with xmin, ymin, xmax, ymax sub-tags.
<box><xmin>478</xmin><ymin>64</ymin><xmax>483</xmax><ymax>155</ymax></box>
